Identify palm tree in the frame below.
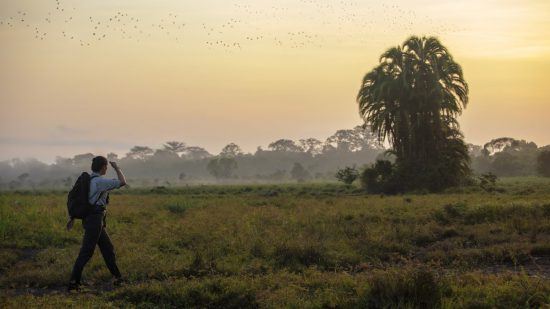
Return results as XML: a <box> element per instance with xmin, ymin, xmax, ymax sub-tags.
<box><xmin>163</xmin><ymin>141</ymin><xmax>187</xmax><ymax>154</ymax></box>
<box><xmin>357</xmin><ymin>36</ymin><xmax>470</xmax><ymax>190</ymax></box>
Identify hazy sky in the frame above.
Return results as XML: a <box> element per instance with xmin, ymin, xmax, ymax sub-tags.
<box><xmin>1</xmin><ymin>0</ymin><xmax>549</xmax><ymax>163</ymax></box>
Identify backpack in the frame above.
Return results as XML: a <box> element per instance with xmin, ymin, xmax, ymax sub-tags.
<box><xmin>67</xmin><ymin>172</ymin><xmax>100</xmax><ymax>219</ymax></box>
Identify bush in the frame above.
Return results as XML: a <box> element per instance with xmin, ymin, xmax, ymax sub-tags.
<box><xmin>478</xmin><ymin>173</ymin><xmax>498</xmax><ymax>192</ymax></box>
<box><xmin>335</xmin><ymin>166</ymin><xmax>359</xmax><ymax>185</ymax></box>
<box><xmin>360</xmin><ymin>160</ymin><xmax>402</xmax><ymax>194</ymax></box>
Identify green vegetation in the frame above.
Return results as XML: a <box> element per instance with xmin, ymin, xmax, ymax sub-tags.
<box><xmin>1</xmin><ymin>179</ymin><xmax>549</xmax><ymax>307</ymax></box>
<box><xmin>358</xmin><ymin>36</ymin><xmax>470</xmax><ymax>193</ymax></box>
<box><xmin>335</xmin><ymin>166</ymin><xmax>359</xmax><ymax>186</ymax></box>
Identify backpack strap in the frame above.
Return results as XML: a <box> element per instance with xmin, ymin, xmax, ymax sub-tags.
<box><xmin>92</xmin><ymin>191</ymin><xmax>105</xmax><ymax>206</ymax></box>
<box><xmin>90</xmin><ymin>175</ymin><xmax>104</xmax><ymax>206</ymax></box>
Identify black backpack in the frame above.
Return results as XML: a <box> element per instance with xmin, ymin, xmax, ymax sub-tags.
<box><xmin>67</xmin><ymin>172</ymin><xmax>100</xmax><ymax>219</ymax></box>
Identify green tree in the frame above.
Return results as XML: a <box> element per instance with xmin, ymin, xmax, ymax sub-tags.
<box><xmin>220</xmin><ymin>143</ymin><xmax>243</xmax><ymax>158</ymax></box>
<box><xmin>163</xmin><ymin>141</ymin><xmax>187</xmax><ymax>155</ymax></box>
<box><xmin>476</xmin><ymin>137</ymin><xmax>538</xmax><ymax>176</ymax></box>
<box><xmin>126</xmin><ymin>146</ymin><xmax>154</xmax><ymax>160</ymax></box>
<box><xmin>268</xmin><ymin>139</ymin><xmax>303</xmax><ymax>152</ymax></box>
<box><xmin>357</xmin><ymin>36</ymin><xmax>470</xmax><ymax>192</ymax></box>
<box><xmin>207</xmin><ymin>157</ymin><xmax>238</xmax><ymax>179</ymax></box>
<box><xmin>182</xmin><ymin>146</ymin><xmax>212</xmax><ymax>160</ymax></box>
<box><xmin>325</xmin><ymin>126</ymin><xmax>382</xmax><ymax>152</ymax></box>
<box><xmin>299</xmin><ymin>138</ymin><xmax>324</xmax><ymax>156</ymax></box>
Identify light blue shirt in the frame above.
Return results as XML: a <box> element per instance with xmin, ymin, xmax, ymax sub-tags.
<box><xmin>88</xmin><ymin>172</ymin><xmax>121</xmax><ymax>207</ymax></box>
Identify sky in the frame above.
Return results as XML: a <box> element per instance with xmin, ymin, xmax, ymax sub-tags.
<box><xmin>0</xmin><ymin>0</ymin><xmax>549</xmax><ymax>163</ymax></box>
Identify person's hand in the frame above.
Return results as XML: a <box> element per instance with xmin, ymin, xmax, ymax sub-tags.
<box><xmin>109</xmin><ymin>161</ymin><xmax>119</xmax><ymax>170</ymax></box>
<box><xmin>66</xmin><ymin>218</ymin><xmax>75</xmax><ymax>231</ymax></box>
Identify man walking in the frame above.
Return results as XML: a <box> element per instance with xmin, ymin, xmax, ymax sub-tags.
<box><xmin>67</xmin><ymin>156</ymin><xmax>127</xmax><ymax>291</ymax></box>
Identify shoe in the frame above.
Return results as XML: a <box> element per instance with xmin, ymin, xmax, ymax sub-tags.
<box><xmin>113</xmin><ymin>277</ymin><xmax>126</xmax><ymax>287</ymax></box>
<box><xmin>67</xmin><ymin>280</ymin><xmax>80</xmax><ymax>292</ymax></box>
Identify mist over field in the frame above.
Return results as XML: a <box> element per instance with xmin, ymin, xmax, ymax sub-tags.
<box><xmin>1</xmin><ymin>128</ymin><xmax>550</xmax><ymax>190</ymax></box>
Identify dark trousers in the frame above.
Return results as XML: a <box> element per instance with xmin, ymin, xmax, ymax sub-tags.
<box><xmin>70</xmin><ymin>212</ymin><xmax>121</xmax><ymax>283</ymax></box>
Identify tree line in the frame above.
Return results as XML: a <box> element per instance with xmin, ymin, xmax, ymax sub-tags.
<box><xmin>0</xmin><ymin>126</ymin><xmax>384</xmax><ymax>189</ymax></box>
<box><xmin>470</xmin><ymin>137</ymin><xmax>550</xmax><ymax>177</ymax></box>
<box><xmin>1</xmin><ymin>133</ymin><xmax>548</xmax><ymax>190</ymax></box>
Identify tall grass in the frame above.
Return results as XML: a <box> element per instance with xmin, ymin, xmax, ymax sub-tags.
<box><xmin>1</xmin><ymin>179</ymin><xmax>549</xmax><ymax>307</ymax></box>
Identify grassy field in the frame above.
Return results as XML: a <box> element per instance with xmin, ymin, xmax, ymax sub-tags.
<box><xmin>1</xmin><ymin>178</ymin><xmax>550</xmax><ymax>308</ymax></box>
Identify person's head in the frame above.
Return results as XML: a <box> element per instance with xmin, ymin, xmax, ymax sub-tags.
<box><xmin>91</xmin><ymin>156</ymin><xmax>108</xmax><ymax>175</ymax></box>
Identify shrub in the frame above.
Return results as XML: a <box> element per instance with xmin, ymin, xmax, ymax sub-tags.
<box><xmin>478</xmin><ymin>173</ymin><xmax>498</xmax><ymax>192</ymax></box>
<box><xmin>360</xmin><ymin>160</ymin><xmax>401</xmax><ymax>194</ymax></box>
<box><xmin>335</xmin><ymin>166</ymin><xmax>359</xmax><ymax>185</ymax></box>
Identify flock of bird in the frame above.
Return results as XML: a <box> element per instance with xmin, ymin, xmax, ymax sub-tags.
<box><xmin>0</xmin><ymin>0</ymin><xmax>464</xmax><ymax>51</ymax></box>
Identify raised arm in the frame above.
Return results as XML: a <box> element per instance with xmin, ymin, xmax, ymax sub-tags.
<box><xmin>110</xmin><ymin>161</ymin><xmax>127</xmax><ymax>187</ymax></box>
